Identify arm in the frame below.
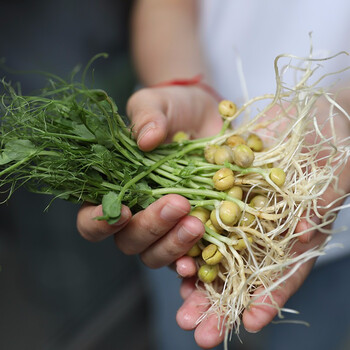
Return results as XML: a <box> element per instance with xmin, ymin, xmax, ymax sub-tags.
<box><xmin>131</xmin><ymin>0</ymin><xmax>207</xmax><ymax>85</ymax></box>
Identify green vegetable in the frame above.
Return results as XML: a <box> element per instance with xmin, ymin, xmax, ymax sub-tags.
<box><xmin>0</xmin><ymin>59</ymin><xmax>258</xmax><ymax>225</ymax></box>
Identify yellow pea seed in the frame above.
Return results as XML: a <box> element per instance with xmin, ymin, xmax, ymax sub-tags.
<box><xmin>232</xmin><ymin>144</ymin><xmax>255</xmax><ymax>168</ymax></box>
<box><xmin>186</xmin><ymin>243</ymin><xmax>201</xmax><ymax>257</ymax></box>
<box><xmin>206</xmin><ymin>218</ymin><xmax>224</xmax><ymax>234</ymax></box>
<box><xmin>269</xmin><ymin>167</ymin><xmax>286</xmax><ymax>187</ymax></box>
<box><xmin>219</xmin><ymin>201</ymin><xmax>241</xmax><ymax>226</ymax></box>
<box><xmin>226</xmin><ymin>135</ymin><xmax>246</xmax><ymax>148</ymax></box>
<box><xmin>214</xmin><ymin>146</ymin><xmax>233</xmax><ymax>165</ymax></box>
<box><xmin>172</xmin><ymin>131</ymin><xmax>190</xmax><ymax>143</ymax></box>
<box><xmin>239</xmin><ymin>212</ymin><xmax>255</xmax><ymax>227</ymax></box>
<box><xmin>198</xmin><ymin>264</ymin><xmax>219</xmax><ymax>283</ymax></box>
<box><xmin>202</xmin><ymin>244</ymin><xmax>223</xmax><ymax>265</ymax></box>
<box><xmin>226</xmin><ymin>186</ymin><xmax>243</xmax><ymax>200</ymax></box>
<box><xmin>213</xmin><ymin>168</ymin><xmax>235</xmax><ymax>191</ymax></box>
<box><xmin>250</xmin><ymin>195</ymin><xmax>268</xmax><ymax>209</ymax></box>
<box><xmin>204</xmin><ymin>144</ymin><xmax>220</xmax><ymax>164</ymax></box>
<box><xmin>190</xmin><ymin>207</ymin><xmax>210</xmax><ymax>224</ymax></box>
<box><xmin>246</xmin><ymin>133</ymin><xmax>263</xmax><ymax>152</ymax></box>
<box><xmin>218</xmin><ymin>100</ymin><xmax>237</xmax><ymax>118</ymax></box>
<box><xmin>233</xmin><ymin>237</ymin><xmax>253</xmax><ymax>251</ymax></box>
<box><xmin>210</xmin><ymin>210</ymin><xmax>222</xmax><ymax>231</ymax></box>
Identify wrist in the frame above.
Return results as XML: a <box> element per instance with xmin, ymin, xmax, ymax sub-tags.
<box><xmin>150</xmin><ymin>75</ymin><xmax>223</xmax><ymax>102</ymax></box>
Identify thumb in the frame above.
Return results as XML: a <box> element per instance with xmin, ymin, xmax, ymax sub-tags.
<box><xmin>126</xmin><ymin>88</ymin><xmax>169</xmax><ymax>152</ymax></box>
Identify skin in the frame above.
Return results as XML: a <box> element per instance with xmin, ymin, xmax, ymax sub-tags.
<box><xmin>77</xmin><ymin>0</ymin><xmax>350</xmax><ymax>348</ymax></box>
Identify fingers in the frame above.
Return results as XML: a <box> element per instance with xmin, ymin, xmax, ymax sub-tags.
<box><xmin>127</xmin><ymin>89</ymin><xmax>168</xmax><ymax>151</ymax></box>
<box><xmin>139</xmin><ymin>215</ymin><xmax>204</xmax><ymax>268</ymax></box>
<box><xmin>176</xmin><ymin>289</ymin><xmax>209</xmax><ymax>330</ymax></box>
<box><xmin>126</xmin><ymin>86</ymin><xmax>223</xmax><ymax>151</ymax></box>
<box><xmin>176</xmin><ymin>287</ymin><xmax>225</xmax><ymax>349</ymax></box>
<box><xmin>295</xmin><ymin>211</ymin><xmax>321</xmax><ymax>243</ymax></box>
<box><xmin>114</xmin><ymin>194</ymin><xmax>204</xmax><ymax>268</ymax></box>
<box><xmin>175</xmin><ymin>255</ymin><xmax>198</xmax><ymax>278</ymax></box>
<box><xmin>194</xmin><ymin>314</ymin><xmax>226</xmax><ymax>349</ymax></box>
<box><xmin>179</xmin><ymin>277</ymin><xmax>197</xmax><ymax>299</ymax></box>
<box><xmin>77</xmin><ymin>203</ymin><xmax>132</xmax><ymax>242</ymax></box>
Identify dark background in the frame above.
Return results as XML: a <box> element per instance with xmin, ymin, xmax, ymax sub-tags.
<box><xmin>0</xmin><ymin>1</ymin><xmax>153</xmax><ymax>349</ymax></box>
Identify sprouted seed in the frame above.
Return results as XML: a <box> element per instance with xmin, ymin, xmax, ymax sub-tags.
<box><xmin>1</xmin><ymin>49</ymin><xmax>350</xmax><ymax>348</ymax></box>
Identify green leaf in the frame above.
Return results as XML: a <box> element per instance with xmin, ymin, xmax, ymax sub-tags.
<box><xmin>71</xmin><ymin>122</ymin><xmax>95</xmax><ymax>140</ymax></box>
<box><xmin>0</xmin><ymin>139</ymin><xmax>36</xmax><ymax>165</ymax></box>
<box><xmin>138</xmin><ymin>195</ymin><xmax>156</xmax><ymax>209</ymax></box>
<box><xmin>95</xmin><ymin>191</ymin><xmax>121</xmax><ymax>224</ymax></box>
<box><xmin>84</xmin><ymin>113</ymin><xmax>112</xmax><ymax>147</ymax></box>
<box><xmin>175</xmin><ymin>162</ymin><xmax>196</xmax><ymax>179</ymax></box>
<box><xmin>135</xmin><ymin>182</ymin><xmax>152</xmax><ymax>192</ymax></box>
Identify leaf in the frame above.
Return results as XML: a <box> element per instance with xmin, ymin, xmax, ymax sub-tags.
<box><xmin>0</xmin><ymin>139</ymin><xmax>36</xmax><ymax>165</ymax></box>
<box><xmin>71</xmin><ymin>122</ymin><xmax>95</xmax><ymax>140</ymax></box>
<box><xmin>95</xmin><ymin>191</ymin><xmax>121</xmax><ymax>224</ymax></box>
<box><xmin>138</xmin><ymin>195</ymin><xmax>156</xmax><ymax>209</ymax></box>
<box><xmin>175</xmin><ymin>162</ymin><xmax>196</xmax><ymax>179</ymax></box>
<box><xmin>84</xmin><ymin>113</ymin><xmax>112</xmax><ymax>147</ymax></box>
<box><xmin>92</xmin><ymin>144</ymin><xmax>109</xmax><ymax>155</ymax></box>
<box><xmin>135</xmin><ymin>182</ymin><xmax>152</xmax><ymax>192</ymax></box>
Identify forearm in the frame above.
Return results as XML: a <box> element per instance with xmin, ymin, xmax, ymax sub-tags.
<box><xmin>131</xmin><ymin>0</ymin><xmax>207</xmax><ymax>85</ymax></box>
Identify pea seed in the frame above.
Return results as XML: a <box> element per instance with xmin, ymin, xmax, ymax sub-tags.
<box><xmin>210</xmin><ymin>210</ymin><xmax>223</xmax><ymax>231</ymax></box>
<box><xmin>190</xmin><ymin>207</ymin><xmax>210</xmax><ymax>223</ymax></box>
<box><xmin>202</xmin><ymin>244</ymin><xmax>223</xmax><ymax>265</ymax></box>
<box><xmin>186</xmin><ymin>243</ymin><xmax>202</xmax><ymax>257</ymax></box>
<box><xmin>204</xmin><ymin>144</ymin><xmax>220</xmax><ymax>164</ymax></box>
<box><xmin>233</xmin><ymin>237</ymin><xmax>253</xmax><ymax>250</ymax></box>
<box><xmin>214</xmin><ymin>146</ymin><xmax>233</xmax><ymax>165</ymax></box>
<box><xmin>226</xmin><ymin>186</ymin><xmax>243</xmax><ymax>200</ymax></box>
<box><xmin>172</xmin><ymin>131</ymin><xmax>189</xmax><ymax>142</ymax></box>
<box><xmin>239</xmin><ymin>212</ymin><xmax>255</xmax><ymax>226</ymax></box>
<box><xmin>246</xmin><ymin>133</ymin><xmax>263</xmax><ymax>152</ymax></box>
<box><xmin>226</xmin><ymin>135</ymin><xmax>245</xmax><ymax>148</ymax></box>
<box><xmin>269</xmin><ymin>167</ymin><xmax>286</xmax><ymax>187</ymax></box>
<box><xmin>206</xmin><ymin>218</ymin><xmax>224</xmax><ymax>234</ymax></box>
<box><xmin>218</xmin><ymin>100</ymin><xmax>237</xmax><ymax>118</ymax></box>
<box><xmin>198</xmin><ymin>264</ymin><xmax>219</xmax><ymax>283</ymax></box>
<box><xmin>219</xmin><ymin>201</ymin><xmax>241</xmax><ymax>226</ymax></box>
<box><xmin>213</xmin><ymin>168</ymin><xmax>235</xmax><ymax>191</ymax></box>
<box><xmin>250</xmin><ymin>195</ymin><xmax>268</xmax><ymax>209</ymax></box>
<box><xmin>232</xmin><ymin>144</ymin><xmax>254</xmax><ymax>168</ymax></box>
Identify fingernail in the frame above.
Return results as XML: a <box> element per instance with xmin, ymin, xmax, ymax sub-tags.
<box><xmin>244</xmin><ymin>327</ymin><xmax>261</xmax><ymax>334</ymax></box>
<box><xmin>305</xmin><ymin>216</ymin><xmax>321</xmax><ymax>242</ymax></box>
<box><xmin>177</xmin><ymin>225</ymin><xmax>198</xmax><ymax>243</ymax></box>
<box><xmin>137</xmin><ymin>122</ymin><xmax>157</xmax><ymax>145</ymax></box>
<box><xmin>160</xmin><ymin>203</ymin><xmax>188</xmax><ymax>221</ymax></box>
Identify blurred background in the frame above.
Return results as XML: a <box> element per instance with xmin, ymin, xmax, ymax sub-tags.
<box><xmin>0</xmin><ymin>1</ymin><xmax>155</xmax><ymax>349</ymax></box>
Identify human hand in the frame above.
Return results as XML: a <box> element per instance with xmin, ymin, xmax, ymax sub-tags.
<box><xmin>77</xmin><ymin>84</ymin><xmax>222</xmax><ymax>268</ymax></box>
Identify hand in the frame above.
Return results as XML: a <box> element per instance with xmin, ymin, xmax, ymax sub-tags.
<box><xmin>173</xmin><ymin>98</ymin><xmax>350</xmax><ymax>349</ymax></box>
<box><xmin>76</xmin><ymin>84</ymin><xmax>222</xmax><ymax>268</ymax></box>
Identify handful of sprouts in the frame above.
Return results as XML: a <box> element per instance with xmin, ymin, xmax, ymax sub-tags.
<box><xmin>0</xmin><ymin>51</ymin><xmax>349</xmax><ymax>345</ymax></box>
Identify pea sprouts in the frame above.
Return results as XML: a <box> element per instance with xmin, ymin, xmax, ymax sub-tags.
<box><xmin>0</xmin><ymin>50</ymin><xmax>350</xmax><ymax>348</ymax></box>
